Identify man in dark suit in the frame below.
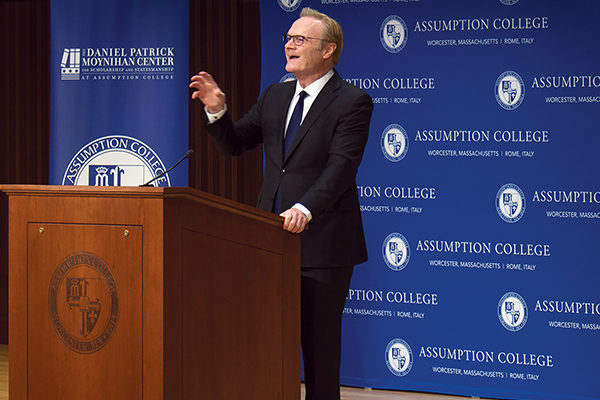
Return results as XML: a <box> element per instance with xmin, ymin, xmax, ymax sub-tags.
<box><xmin>190</xmin><ymin>7</ymin><xmax>373</xmax><ymax>400</ymax></box>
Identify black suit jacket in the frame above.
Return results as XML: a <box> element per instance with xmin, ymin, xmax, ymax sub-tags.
<box><xmin>206</xmin><ymin>70</ymin><xmax>373</xmax><ymax>268</ymax></box>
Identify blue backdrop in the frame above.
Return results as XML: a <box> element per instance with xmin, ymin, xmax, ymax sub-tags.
<box><xmin>262</xmin><ymin>1</ymin><xmax>600</xmax><ymax>399</ymax></box>
<box><xmin>50</xmin><ymin>0</ymin><xmax>189</xmax><ymax>187</ymax></box>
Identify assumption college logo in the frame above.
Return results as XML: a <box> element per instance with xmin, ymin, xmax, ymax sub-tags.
<box><xmin>500</xmin><ymin>0</ymin><xmax>519</xmax><ymax>5</ymax></box>
<box><xmin>381</xmin><ymin>124</ymin><xmax>409</xmax><ymax>162</ymax></box>
<box><xmin>62</xmin><ymin>135</ymin><xmax>170</xmax><ymax>187</ymax></box>
<box><xmin>382</xmin><ymin>233</ymin><xmax>410</xmax><ymax>271</ymax></box>
<box><xmin>496</xmin><ymin>183</ymin><xmax>526</xmax><ymax>223</ymax></box>
<box><xmin>277</xmin><ymin>0</ymin><xmax>302</xmax><ymax>12</ymax></box>
<box><xmin>385</xmin><ymin>338</ymin><xmax>413</xmax><ymax>377</ymax></box>
<box><xmin>48</xmin><ymin>252</ymin><xmax>119</xmax><ymax>353</ymax></box>
<box><xmin>380</xmin><ymin>16</ymin><xmax>408</xmax><ymax>53</ymax></box>
<box><xmin>495</xmin><ymin>71</ymin><xmax>525</xmax><ymax>110</ymax></box>
<box><xmin>498</xmin><ymin>292</ymin><xmax>528</xmax><ymax>331</ymax></box>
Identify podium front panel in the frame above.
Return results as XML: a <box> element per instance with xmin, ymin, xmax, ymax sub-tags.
<box><xmin>26</xmin><ymin>223</ymin><xmax>143</xmax><ymax>400</ymax></box>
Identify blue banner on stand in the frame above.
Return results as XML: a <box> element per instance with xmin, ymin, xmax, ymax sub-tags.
<box><xmin>261</xmin><ymin>1</ymin><xmax>600</xmax><ymax>400</ymax></box>
<box><xmin>50</xmin><ymin>0</ymin><xmax>189</xmax><ymax>187</ymax></box>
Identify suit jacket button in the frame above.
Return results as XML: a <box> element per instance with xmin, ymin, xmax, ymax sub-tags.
<box><xmin>280</xmin><ymin>169</ymin><xmax>286</xmax><ymax>175</ymax></box>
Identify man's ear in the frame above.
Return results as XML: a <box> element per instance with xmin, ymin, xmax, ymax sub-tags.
<box><xmin>322</xmin><ymin>42</ymin><xmax>337</xmax><ymax>60</ymax></box>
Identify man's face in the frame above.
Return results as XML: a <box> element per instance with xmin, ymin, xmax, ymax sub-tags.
<box><xmin>284</xmin><ymin>17</ymin><xmax>329</xmax><ymax>80</ymax></box>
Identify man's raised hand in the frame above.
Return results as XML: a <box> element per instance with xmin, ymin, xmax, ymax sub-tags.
<box><xmin>189</xmin><ymin>71</ymin><xmax>226</xmax><ymax>114</ymax></box>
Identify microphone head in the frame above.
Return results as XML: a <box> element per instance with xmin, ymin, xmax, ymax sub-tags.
<box><xmin>184</xmin><ymin>149</ymin><xmax>195</xmax><ymax>158</ymax></box>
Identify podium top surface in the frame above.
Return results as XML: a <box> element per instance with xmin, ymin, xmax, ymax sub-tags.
<box><xmin>0</xmin><ymin>184</ymin><xmax>284</xmax><ymax>228</ymax></box>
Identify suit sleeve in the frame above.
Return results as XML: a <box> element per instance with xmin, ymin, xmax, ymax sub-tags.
<box><xmin>297</xmin><ymin>91</ymin><xmax>373</xmax><ymax>218</ymax></box>
<box><xmin>205</xmin><ymin>85</ymin><xmax>273</xmax><ymax>156</ymax></box>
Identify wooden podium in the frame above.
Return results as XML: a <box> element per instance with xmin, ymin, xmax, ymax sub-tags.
<box><xmin>0</xmin><ymin>185</ymin><xmax>300</xmax><ymax>400</ymax></box>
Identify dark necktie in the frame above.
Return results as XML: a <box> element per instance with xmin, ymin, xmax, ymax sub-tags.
<box><xmin>274</xmin><ymin>91</ymin><xmax>308</xmax><ymax>214</ymax></box>
<box><xmin>283</xmin><ymin>91</ymin><xmax>308</xmax><ymax>157</ymax></box>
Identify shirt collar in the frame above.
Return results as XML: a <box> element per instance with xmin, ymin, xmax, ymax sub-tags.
<box><xmin>294</xmin><ymin>69</ymin><xmax>334</xmax><ymax>99</ymax></box>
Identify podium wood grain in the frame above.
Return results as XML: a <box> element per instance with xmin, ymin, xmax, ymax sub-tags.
<box><xmin>0</xmin><ymin>185</ymin><xmax>300</xmax><ymax>400</ymax></box>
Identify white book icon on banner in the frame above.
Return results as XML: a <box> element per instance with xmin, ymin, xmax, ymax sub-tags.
<box><xmin>61</xmin><ymin>48</ymin><xmax>80</xmax><ymax>80</ymax></box>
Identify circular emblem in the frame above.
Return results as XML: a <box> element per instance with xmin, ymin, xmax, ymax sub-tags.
<box><xmin>280</xmin><ymin>73</ymin><xmax>297</xmax><ymax>83</ymax></box>
<box><xmin>385</xmin><ymin>338</ymin><xmax>413</xmax><ymax>376</ymax></box>
<box><xmin>277</xmin><ymin>0</ymin><xmax>302</xmax><ymax>12</ymax></box>
<box><xmin>48</xmin><ymin>252</ymin><xmax>119</xmax><ymax>354</ymax></box>
<box><xmin>496</xmin><ymin>183</ymin><xmax>526</xmax><ymax>223</ymax></box>
<box><xmin>382</xmin><ymin>233</ymin><xmax>410</xmax><ymax>271</ymax></box>
<box><xmin>495</xmin><ymin>71</ymin><xmax>525</xmax><ymax>110</ymax></box>
<box><xmin>499</xmin><ymin>0</ymin><xmax>519</xmax><ymax>5</ymax></box>
<box><xmin>498</xmin><ymin>292</ymin><xmax>528</xmax><ymax>331</ymax></box>
<box><xmin>62</xmin><ymin>135</ymin><xmax>170</xmax><ymax>187</ymax></box>
<box><xmin>380</xmin><ymin>15</ymin><xmax>408</xmax><ymax>53</ymax></box>
<box><xmin>381</xmin><ymin>124</ymin><xmax>409</xmax><ymax>162</ymax></box>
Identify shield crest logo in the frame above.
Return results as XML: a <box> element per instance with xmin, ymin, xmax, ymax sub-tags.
<box><xmin>392</xmin><ymin>347</ymin><xmax>406</xmax><ymax>369</ymax></box>
<box><xmin>387</xmin><ymin>24</ymin><xmax>402</xmax><ymax>47</ymax></box>
<box><xmin>502</xmin><ymin>80</ymin><xmax>517</xmax><ymax>104</ymax></box>
<box><xmin>66</xmin><ymin>277</ymin><xmax>102</xmax><ymax>337</ymax></box>
<box><xmin>503</xmin><ymin>192</ymin><xmax>518</xmax><ymax>217</ymax></box>
<box><xmin>388</xmin><ymin>242</ymin><xmax>404</xmax><ymax>265</ymax></box>
<box><xmin>387</xmin><ymin>132</ymin><xmax>403</xmax><ymax>156</ymax></box>
<box><xmin>49</xmin><ymin>252</ymin><xmax>119</xmax><ymax>354</ymax></box>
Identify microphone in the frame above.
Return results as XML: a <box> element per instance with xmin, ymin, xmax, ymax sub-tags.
<box><xmin>139</xmin><ymin>149</ymin><xmax>194</xmax><ymax>187</ymax></box>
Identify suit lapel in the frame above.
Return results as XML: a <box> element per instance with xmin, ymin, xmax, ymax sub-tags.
<box><xmin>283</xmin><ymin>72</ymin><xmax>342</xmax><ymax>163</ymax></box>
<box><xmin>275</xmin><ymin>82</ymin><xmax>297</xmax><ymax>167</ymax></box>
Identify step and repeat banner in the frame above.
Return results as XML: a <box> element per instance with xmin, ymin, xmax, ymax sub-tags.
<box><xmin>262</xmin><ymin>1</ymin><xmax>599</xmax><ymax>400</ymax></box>
<box><xmin>50</xmin><ymin>0</ymin><xmax>189</xmax><ymax>187</ymax></box>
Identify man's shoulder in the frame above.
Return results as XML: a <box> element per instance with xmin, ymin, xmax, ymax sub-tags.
<box><xmin>325</xmin><ymin>71</ymin><xmax>371</xmax><ymax>101</ymax></box>
<box><xmin>258</xmin><ymin>79</ymin><xmax>295</xmax><ymax>103</ymax></box>
<box><xmin>331</xmin><ymin>74</ymin><xmax>373</xmax><ymax>109</ymax></box>
<box><xmin>266</xmin><ymin>79</ymin><xmax>296</xmax><ymax>94</ymax></box>
<box><xmin>338</xmin><ymin>76</ymin><xmax>371</xmax><ymax>97</ymax></box>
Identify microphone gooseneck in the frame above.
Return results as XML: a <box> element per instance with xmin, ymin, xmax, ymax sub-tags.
<box><xmin>139</xmin><ymin>149</ymin><xmax>194</xmax><ymax>187</ymax></box>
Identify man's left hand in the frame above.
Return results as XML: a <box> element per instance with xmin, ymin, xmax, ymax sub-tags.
<box><xmin>280</xmin><ymin>208</ymin><xmax>309</xmax><ymax>234</ymax></box>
